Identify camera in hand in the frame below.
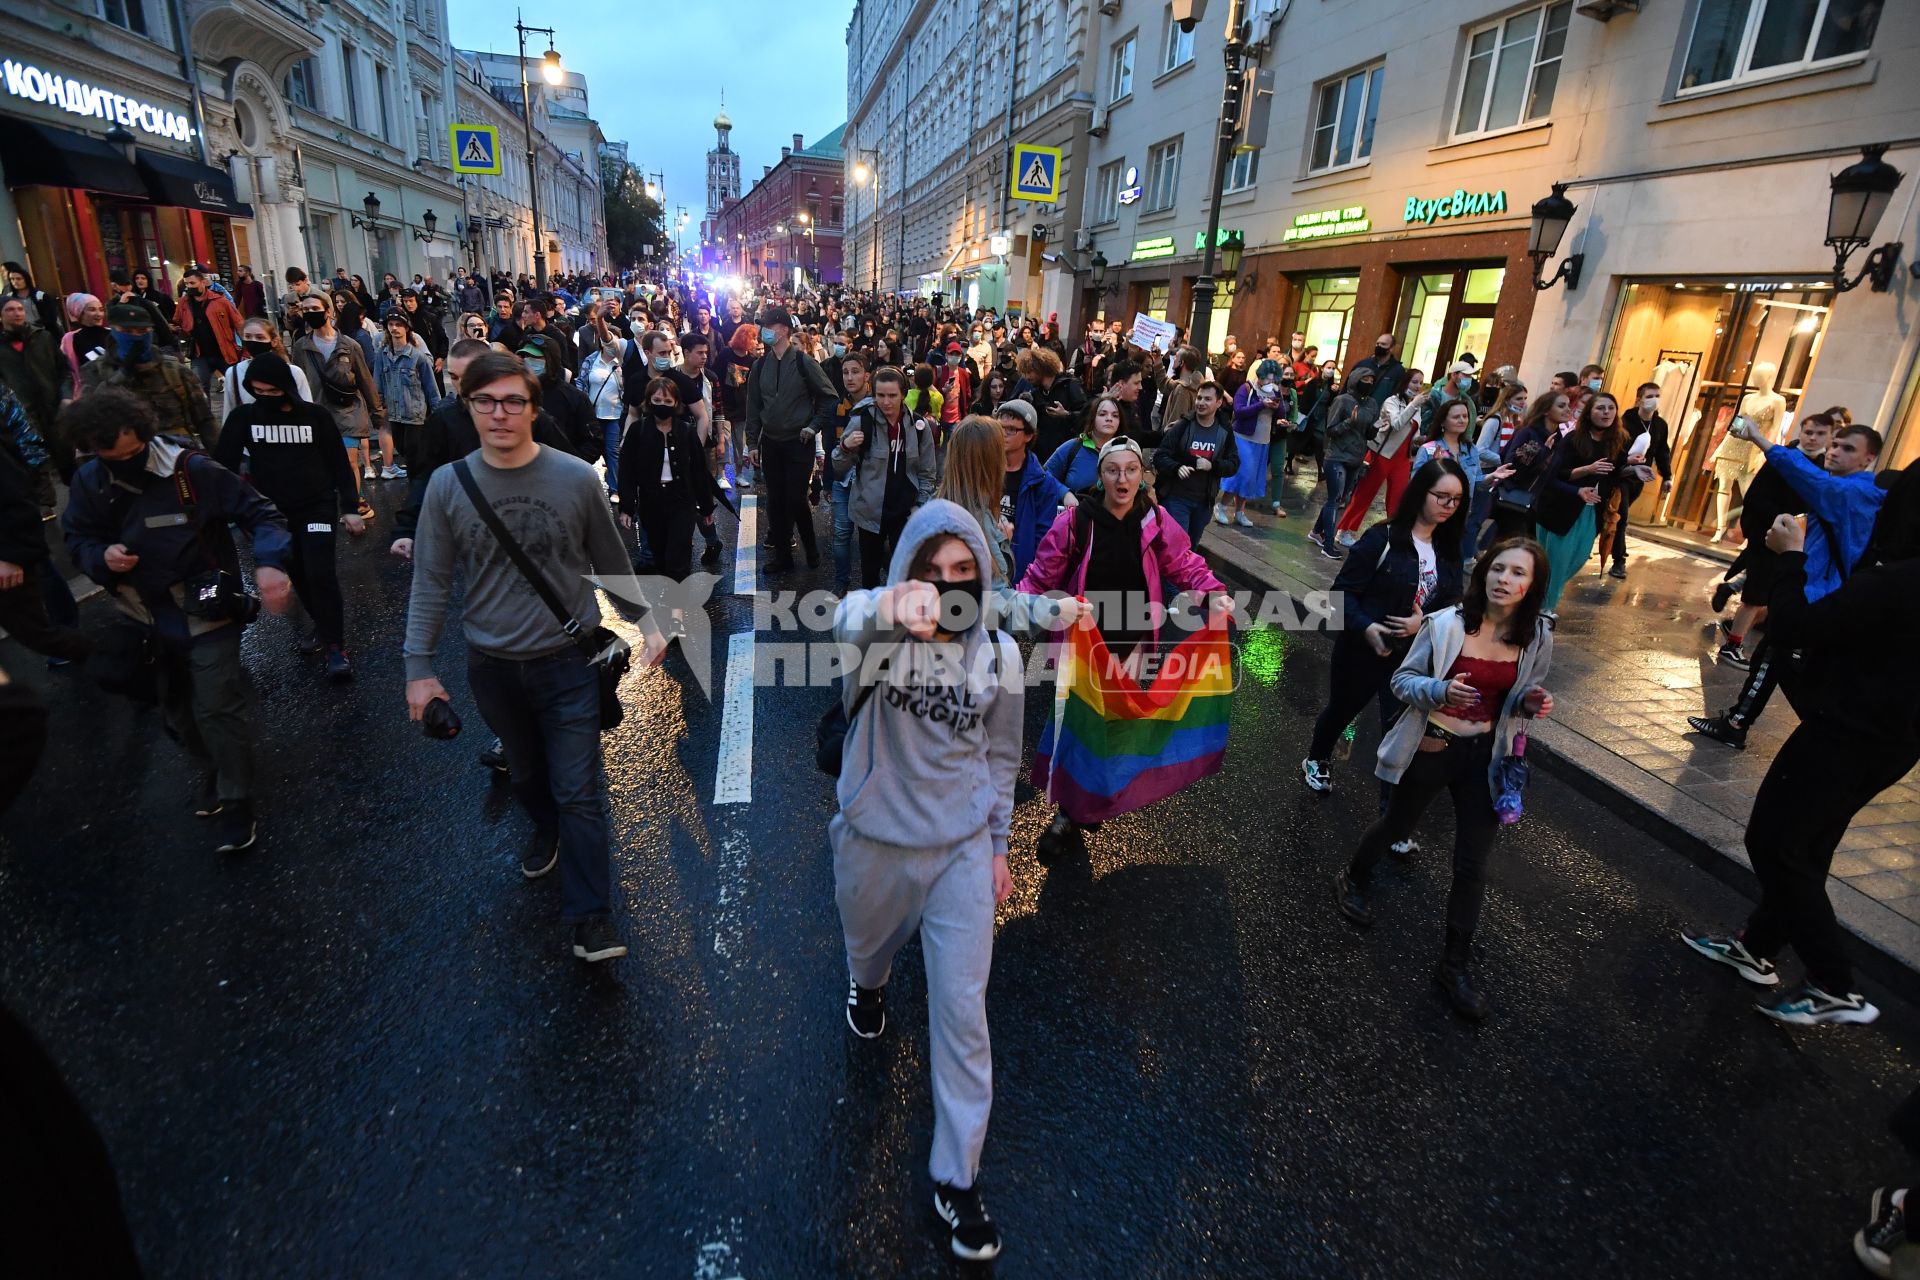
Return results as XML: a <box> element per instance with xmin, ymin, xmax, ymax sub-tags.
<box><xmin>421</xmin><ymin>696</ymin><xmax>462</xmax><ymax>740</ymax></box>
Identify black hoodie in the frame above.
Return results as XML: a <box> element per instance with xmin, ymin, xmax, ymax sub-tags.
<box><xmin>210</xmin><ymin>353</ymin><xmax>357</xmax><ymax>516</ymax></box>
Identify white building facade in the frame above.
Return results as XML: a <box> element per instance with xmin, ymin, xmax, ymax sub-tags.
<box><xmin>464</xmin><ymin>52</ymin><xmax>606</xmax><ymax>277</ymax></box>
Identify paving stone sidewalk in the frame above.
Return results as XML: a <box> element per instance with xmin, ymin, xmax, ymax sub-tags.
<box><xmin>1200</xmin><ymin>468</ymin><xmax>1920</xmax><ymax>973</ymax></box>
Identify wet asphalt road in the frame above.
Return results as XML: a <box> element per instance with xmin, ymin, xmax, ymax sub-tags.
<box><xmin>2</xmin><ymin>479</ymin><xmax>1917</xmax><ymax>1279</ymax></box>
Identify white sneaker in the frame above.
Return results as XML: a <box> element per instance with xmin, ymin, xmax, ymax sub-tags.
<box><xmin>1213</xmin><ymin>504</ymin><xmax>1231</xmax><ymax>525</ymax></box>
<box><xmin>1235</xmin><ymin>512</ymin><xmax>1255</xmax><ymax>528</ymax></box>
<box><xmin>362</xmin><ymin>464</ymin><xmax>376</xmax><ymax>481</ymax></box>
<box><xmin>1336</xmin><ymin>529</ymin><xmax>1358</xmax><ymax>547</ymax></box>
<box><xmin>1300</xmin><ymin>758</ymin><xmax>1333</xmax><ymax>793</ymax></box>
<box><xmin>389</xmin><ymin>463</ymin><xmax>407</xmax><ymax>480</ymax></box>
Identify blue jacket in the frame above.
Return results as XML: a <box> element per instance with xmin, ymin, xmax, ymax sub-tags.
<box><xmin>371</xmin><ymin>340</ymin><xmax>442</xmax><ymax>424</ymax></box>
<box><xmin>1044</xmin><ymin>435</ymin><xmax>1103</xmax><ymax>493</ymax></box>
<box><xmin>1333</xmin><ymin>521</ymin><xmax>1465</xmax><ymax>648</ymax></box>
<box><xmin>62</xmin><ymin>436</ymin><xmax>291</xmax><ymax>648</ymax></box>
<box><xmin>1008</xmin><ymin>451</ymin><xmax>1069</xmax><ymax>584</ymax></box>
<box><xmin>1767</xmin><ymin>444</ymin><xmax>1885</xmax><ymax>603</ymax></box>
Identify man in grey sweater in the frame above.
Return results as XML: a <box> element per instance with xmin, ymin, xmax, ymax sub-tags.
<box><xmin>403</xmin><ymin>351</ymin><xmax>649</xmax><ymax>963</ymax></box>
<box><xmin>744</xmin><ymin>304</ymin><xmax>837</xmax><ymax>573</ymax></box>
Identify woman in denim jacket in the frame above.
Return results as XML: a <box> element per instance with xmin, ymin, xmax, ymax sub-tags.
<box><xmin>370</xmin><ymin>310</ymin><xmax>441</xmax><ymax>480</ymax></box>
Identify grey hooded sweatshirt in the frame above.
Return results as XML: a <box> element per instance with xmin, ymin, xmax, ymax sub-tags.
<box><xmin>831</xmin><ymin>499</ymin><xmax>1025</xmax><ymax>856</ymax></box>
<box><xmin>829</xmin><ymin>401</ymin><xmax>939</xmax><ymax>535</ymax></box>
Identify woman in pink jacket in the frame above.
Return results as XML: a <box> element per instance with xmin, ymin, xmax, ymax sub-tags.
<box><xmin>1017</xmin><ymin>436</ymin><xmax>1232</xmax><ymax>863</ymax></box>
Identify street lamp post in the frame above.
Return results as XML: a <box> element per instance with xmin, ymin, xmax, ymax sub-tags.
<box><xmin>349</xmin><ymin>190</ymin><xmax>384</xmax><ymax>280</ymax></box>
<box><xmin>1181</xmin><ymin>0</ymin><xmax>1247</xmax><ymax>357</ymax></box>
<box><xmin>514</xmin><ymin>11</ymin><xmax>562</xmax><ymax>290</ymax></box>
<box><xmin>851</xmin><ymin>148</ymin><xmax>879</xmax><ymax>291</ymax></box>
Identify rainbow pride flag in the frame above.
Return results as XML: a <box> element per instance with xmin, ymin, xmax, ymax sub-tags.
<box><xmin>1032</xmin><ymin>617</ymin><xmax>1234</xmax><ymax>824</ymax></box>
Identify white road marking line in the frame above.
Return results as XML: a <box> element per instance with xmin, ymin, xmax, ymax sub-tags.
<box><xmin>693</xmin><ymin>1222</ymin><xmax>746</xmax><ymax>1280</ymax></box>
<box><xmin>713</xmin><ymin>630</ymin><xmax>755</xmax><ymax>805</ymax></box>
<box><xmin>713</xmin><ymin>830</ymin><xmax>750</xmax><ymax>959</ymax></box>
<box><xmin>733</xmin><ymin>494</ymin><xmax>757</xmax><ymax>596</ymax></box>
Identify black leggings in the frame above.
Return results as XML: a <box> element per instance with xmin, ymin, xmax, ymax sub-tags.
<box><xmin>1308</xmin><ymin>632</ymin><xmax>1403</xmax><ymax>762</ymax></box>
<box><xmin>858</xmin><ymin>526</ymin><xmax>896</xmax><ymax>588</ymax></box>
<box><xmin>635</xmin><ymin>484</ymin><xmax>698</xmax><ymax>581</ymax></box>
<box><xmin>284</xmin><ymin>504</ymin><xmax>345</xmax><ymax>646</ymax></box>
<box><xmin>1348</xmin><ymin>733</ymin><xmax>1499</xmax><ymax>952</ymax></box>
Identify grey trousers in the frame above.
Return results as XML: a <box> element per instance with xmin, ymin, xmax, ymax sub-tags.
<box><xmin>157</xmin><ymin>625</ymin><xmax>255</xmax><ymax>801</ymax></box>
<box><xmin>831</xmin><ymin>813</ymin><xmax>995</xmax><ymax>1189</ymax></box>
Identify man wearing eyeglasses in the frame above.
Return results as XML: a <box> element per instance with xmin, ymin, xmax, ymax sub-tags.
<box><xmin>403</xmin><ymin>348</ymin><xmax>662</xmax><ymax>965</ymax></box>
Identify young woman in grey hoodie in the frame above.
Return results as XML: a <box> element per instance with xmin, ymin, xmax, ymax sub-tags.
<box><xmin>830</xmin><ymin>498</ymin><xmax>1023</xmax><ymax>1263</ymax></box>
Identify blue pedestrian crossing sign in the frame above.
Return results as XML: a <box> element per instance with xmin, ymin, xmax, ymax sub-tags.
<box><xmin>1010</xmin><ymin>143</ymin><xmax>1062</xmax><ymax>203</ymax></box>
<box><xmin>450</xmin><ymin>124</ymin><xmax>502</xmax><ymax>175</ymax></box>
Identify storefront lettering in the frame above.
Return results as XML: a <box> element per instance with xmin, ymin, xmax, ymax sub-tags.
<box><xmin>1194</xmin><ymin>228</ymin><xmax>1244</xmax><ymax>252</ymax></box>
<box><xmin>1131</xmin><ymin>236</ymin><xmax>1177</xmax><ymax>262</ymax></box>
<box><xmin>1404</xmin><ymin>189</ymin><xmax>1507</xmax><ymax>227</ymax></box>
<box><xmin>1283</xmin><ymin>206</ymin><xmax>1369</xmax><ymax>242</ymax></box>
<box><xmin>2</xmin><ymin>58</ymin><xmax>195</xmax><ymax>142</ymax></box>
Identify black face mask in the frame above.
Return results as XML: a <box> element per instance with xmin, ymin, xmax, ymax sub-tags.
<box><xmin>242</xmin><ymin>339</ymin><xmax>274</xmax><ymax>357</ymax></box>
<box><xmin>104</xmin><ymin>450</ymin><xmax>148</xmax><ymax>482</ymax></box>
<box><xmin>1375</xmin><ymin>344</ymin><xmax>1391</xmax><ymax>359</ymax></box>
<box><xmin>647</xmin><ymin>402</ymin><xmax>677</xmax><ymax>420</ymax></box>
<box><xmin>929</xmin><ymin>575</ymin><xmax>985</xmax><ymax>632</ymax></box>
<box><xmin>302</xmin><ymin>312</ymin><xmax>327</xmax><ymax>329</ymax></box>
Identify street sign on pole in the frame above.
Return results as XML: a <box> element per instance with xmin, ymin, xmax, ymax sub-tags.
<box><xmin>450</xmin><ymin>125</ymin><xmax>502</xmax><ymax>175</ymax></box>
<box><xmin>1010</xmin><ymin>143</ymin><xmax>1062</xmax><ymax>203</ymax></box>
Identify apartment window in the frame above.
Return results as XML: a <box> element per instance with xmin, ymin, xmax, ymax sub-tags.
<box><xmin>285</xmin><ymin>57</ymin><xmax>319</xmax><ymax>111</ymax></box>
<box><xmin>1225</xmin><ymin>147</ymin><xmax>1259</xmax><ymax>192</ymax></box>
<box><xmin>1681</xmin><ymin>0</ymin><xmax>1881</xmax><ymax>92</ymax></box>
<box><xmin>375</xmin><ymin>64</ymin><xmax>393</xmax><ymax>142</ymax></box>
<box><xmin>1309</xmin><ymin>64</ymin><xmax>1383</xmax><ymax>173</ymax></box>
<box><xmin>101</xmin><ymin>0</ymin><xmax>149</xmax><ymax>36</ymax></box>
<box><xmin>341</xmin><ymin>47</ymin><xmax>364</xmax><ymax>132</ymax></box>
<box><xmin>1110</xmin><ymin>35</ymin><xmax>1136</xmax><ymax>101</ymax></box>
<box><xmin>1095</xmin><ymin>159</ymin><xmax>1124</xmax><ymax>222</ymax></box>
<box><xmin>1145</xmin><ymin>138</ymin><xmax>1181</xmax><ymax>211</ymax></box>
<box><xmin>1162</xmin><ymin>8</ymin><xmax>1195</xmax><ymax>74</ymax></box>
<box><xmin>1453</xmin><ymin>1</ymin><xmax>1572</xmax><ymax>138</ymax></box>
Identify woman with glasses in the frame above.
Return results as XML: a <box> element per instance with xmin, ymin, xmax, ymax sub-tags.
<box><xmin>1301</xmin><ymin>459</ymin><xmax>1469</xmax><ymax>801</ymax></box>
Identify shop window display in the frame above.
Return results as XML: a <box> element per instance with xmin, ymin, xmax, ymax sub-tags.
<box><xmin>1292</xmin><ymin>273</ymin><xmax>1358</xmax><ymax>369</ymax></box>
<box><xmin>1603</xmin><ymin>278</ymin><xmax>1832</xmax><ymax>542</ymax></box>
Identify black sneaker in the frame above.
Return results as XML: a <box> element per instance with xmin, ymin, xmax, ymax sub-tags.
<box><xmin>214</xmin><ymin>801</ymin><xmax>256</xmax><ymax>854</ymax></box>
<box><xmin>1687</xmin><ymin>713</ymin><xmax>1748</xmax><ymax>749</ymax></box>
<box><xmin>845</xmin><ymin>976</ymin><xmax>886</xmax><ymax>1039</ymax></box>
<box><xmin>1681</xmin><ymin>931</ymin><xmax>1780</xmax><ymax>986</ymax></box>
<box><xmin>521</xmin><ymin>830</ymin><xmax>559</xmax><ymax>879</ymax></box>
<box><xmin>1717</xmin><ymin>641</ymin><xmax>1751</xmax><ymax>670</ymax></box>
<box><xmin>701</xmin><ymin>539</ymin><xmax>723</xmax><ymax>564</ymax></box>
<box><xmin>478</xmin><ymin>739</ymin><xmax>510</xmax><ymax>773</ymax></box>
<box><xmin>571</xmin><ymin>916</ymin><xmax>628</xmax><ymax>962</ymax></box>
<box><xmin>324</xmin><ymin>644</ymin><xmax>353</xmax><ymax>682</ymax></box>
<box><xmin>1756</xmin><ymin>983</ymin><xmax>1879</xmax><ymax>1026</ymax></box>
<box><xmin>1333</xmin><ymin>869</ymin><xmax>1373</xmax><ymax>928</ymax></box>
<box><xmin>1856</xmin><ymin>1187</ymin><xmax>1906</xmax><ymax>1279</ymax></box>
<box><xmin>194</xmin><ymin>773</ymin><xmax>223</xmax><ymax>819</ymax></box>
<box><xmin>1034</xmin><ymin>811</ymin><xmax>1084</xmax><ymax>867</ymax></box>
<box><xmin>1607</xmin><ymin>561</ymin><xmax>1627</xmax><ymax>580</ymax></box>
<box><xmin>294</xmin><ymin>629</ymin><xmax>326</xmax><ymax>656</ymax></box>
<box><xmin>933</xmin><ymin>1182</ymin><xmax>1003</xmax><ymax>1262</ymax></box>
<box><xmin>1711</xmin><ymin>580</ymin><xmax>1737</xmax><ymax>612</ymax></box>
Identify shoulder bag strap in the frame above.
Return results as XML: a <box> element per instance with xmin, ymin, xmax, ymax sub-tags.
<box><xmin>451</xmin><ymin>458</ymin><xmax>591</xmax><ymax>650</ymax></box>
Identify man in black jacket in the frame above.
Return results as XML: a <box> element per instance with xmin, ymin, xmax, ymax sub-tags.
<box><xmin>0</xmin><ymin>385</ymin><xmax>90</xmax><ymax>663</ymax></box>
<box><xmin>60</xmin><ymin>389</ymin><xmax>292</xmax><ymax>853</ymax></box>
<box><xmin>744</xmin><ymin>305</ymin><xmax>836</xmax><ymax>573</ymax></box>
<box><xmin>0</xmin><ymin>299</ymin><xmax>61</xmax><ymax>444</ymax></box>
<box><xmin>212</xmin><ymin>354</ymin><xmax>363</xmax><ymax>678</ymax></box>
<box><xmin>1683</xmin><ymin>470</ymin><xmax>1920</xmax><ymax>1027</ymax></box>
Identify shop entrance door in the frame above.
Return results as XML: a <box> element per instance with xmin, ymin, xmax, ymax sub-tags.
<box><xmin>1604</xmin><ymin>279</ymin><xmax>1832</xmax><ymax>537</ymax></box>
<box><xmin>1290</xmin><ymin>273</ymin><xmax>1359</xmax><ymax>369</ymax></box>
<box><xmin>1396</xmin><ymin>265</ymin><xmax>1504</xmax><ymax>382</ymax></box>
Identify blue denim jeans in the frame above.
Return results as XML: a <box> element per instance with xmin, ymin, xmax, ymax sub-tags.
<box><xmin>830</xmin><ymin>478</ymin><xmax>854</xmax><ymax>592</ymax></box>
<box><xmin>1160</xmin><ymin>496</ymin><xmax>1211</xmax><ymax>547</ymax></box>
<box><xmin>599</xmin><ymin>418</ymin><xmax>623</xmax><ymax>496</ymax></box>
<box><xmin>1313</xmin><ymin>460</ymin><xmax>1355</xmax><ymax>546</ymax></box>
<box><xmin>467</xmin><ymin>648</ymin><xmax>612</xmax><ymax>923</ymax></box>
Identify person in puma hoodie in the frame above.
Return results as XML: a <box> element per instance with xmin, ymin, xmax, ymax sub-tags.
<box><xmin>830</xmin><ymin>498</ymin><xmax>1022</xmax><ymax>1263</ymax></box>
<box><xmin>212</xmin><ymin>353</ymin><xmax>362</xmax><ymax>673</ymax></box>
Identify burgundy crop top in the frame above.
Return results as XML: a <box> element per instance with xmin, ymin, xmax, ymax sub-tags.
<box><xmin>1441</xmin><ymin>654</ymin><xmax>1517</xmax><ymax>724</ymax></box>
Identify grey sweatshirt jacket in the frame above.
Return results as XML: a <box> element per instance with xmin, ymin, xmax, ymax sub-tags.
<box><xmin>403</xmin><ymin>445</ymin><xmax>631</xmax><ymax>680</ymax></box>
<box><xmin>832</xmin><ymin>500</ymin><xmax>1025</xmax><ymax>855</ymax></box>
<box><xmin>829</xmin><ymin>404</ymin><xmax>939</xmax><ymax>535</ymax></box>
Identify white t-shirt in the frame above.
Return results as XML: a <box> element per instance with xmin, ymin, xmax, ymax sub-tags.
<box><xmin>230</xmin><ymin>356</ymin><xmax>314</xmax><ymax>404</ymax></box>
<box><xmin>1413</xmin><ymin>533</ymin><xmax>1438</xmax><ymax>609</ymax></box>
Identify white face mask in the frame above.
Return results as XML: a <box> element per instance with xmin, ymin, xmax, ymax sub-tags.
<box><xmin>1641</xmin><ymin>395</ymin><xmax>1659</xmax><ymax>411</ymax></box>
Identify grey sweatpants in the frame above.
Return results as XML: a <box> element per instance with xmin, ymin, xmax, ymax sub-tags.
<box><xmin>831</xmin><ymin>813</ymin><xmax>995</xmax><ymax>1189</ymax></box>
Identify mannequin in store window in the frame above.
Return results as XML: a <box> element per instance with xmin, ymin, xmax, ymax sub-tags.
<box><xmin>1709</xmin><ymin>360</ymin><xmax>1786</xmax><ymax>543</ymax></box>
